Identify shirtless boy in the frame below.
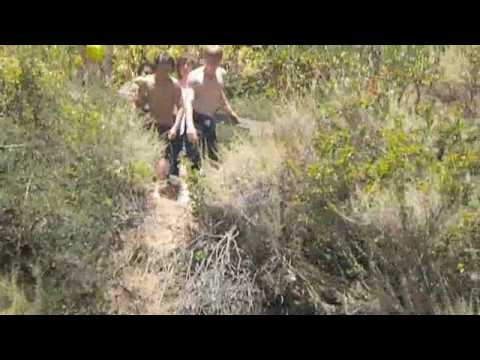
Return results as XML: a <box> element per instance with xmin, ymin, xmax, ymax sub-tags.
<box><xmin>134</xmin><ymin>54</ymin><xmax>184</xmax><ymax>179</ymax></box>
<box><xmin>187</xmin><ymin>45</ymin><xmax>240</xmax><ymax>163</ymax></box>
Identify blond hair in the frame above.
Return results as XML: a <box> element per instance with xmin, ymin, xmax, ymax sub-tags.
<box><xmin>203</xmin><ymin>45</ymin><xmax>223</xmax><ymax>59</ymax></box>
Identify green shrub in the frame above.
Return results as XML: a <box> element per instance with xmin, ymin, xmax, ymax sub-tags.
<box><xmin>0</xmin><ymin>46</ymin><xmax>160</xmax><ymax>313</ymax></box>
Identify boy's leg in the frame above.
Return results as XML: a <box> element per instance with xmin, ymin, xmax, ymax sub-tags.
<box><xmin>204</xmin><ymin>118</ymin><xmax>219</xmax><ymax>162</ymax></box>
<box><xmin>156</xmin><ymin>127</ymin><xmax>172</xmax><ymax>180</ymax></box>
<box><xmin>169</xmin><ymin>133</ymin><xmax>183</xmax><ymax>177</ymax></box>
<box><xmin>199</xmin><ymin>123</ymin><xmax>207</xmax><ymax>160</ymax></box>
<box><xmin>155</xmin><ymin>158</ymin><xmax>170</xmax><ymax>180</ymax></box>
<box><xmin>194</xmin><ymin>112</ymin><xmax>219</xmax><ymax>162</ymax></box>
<box><xmin>156</xmin><ymin>129</ymin><xmax>171</xmax><ymax>181</ymax></box>
<box><xmin>193</xmin><ymin>112</ymin><xmax>207</xmax><ymax>161</ymax></box>
<box><xmin>184</xmin><ymin>131</ymin><xmax>201</xmax><ymax>171</ymax></box>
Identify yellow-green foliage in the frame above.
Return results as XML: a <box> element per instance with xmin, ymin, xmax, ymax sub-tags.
<box><xmin>187</xmin><ymin>46</ymin><xmax>480</xmax><ymax>314</ymax></box>
<box><xmin>0</xmin><ymin>46</ymin><xmax>160</xmax><ymax>314</ymax></box>
<box><xmin>3</xmin><ymin>45</ymin><xmax>480</xmax><ymax>314</ymax></box>
<box><xmin>0</xmin><ymin>275</ymin><xmax>35</xmax><ymax>315</ymax></box>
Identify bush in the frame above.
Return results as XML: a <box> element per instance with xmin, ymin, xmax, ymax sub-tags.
<box><xmin>184</xmin><ymin>101</ymin><xmax>321</xmax><ymax>314</ymax></box>
<box><xmin>0</xmin><ymin>46</ymin><xmax>161</xmax><ymax>313</ymax></box>
<box><xmin>297</xmin><ymin>88</ymin><xmax>480</xmax><ymax>314</ymax></box>
<box><xmin>187</xmin><ymin>85</ymin><xmax>480</xmax><ymax>314</ymax></box>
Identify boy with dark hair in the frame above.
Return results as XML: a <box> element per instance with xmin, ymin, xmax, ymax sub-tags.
<box><xmin>134</xmin><ymin>53</ymin><xmax>184</xmax><ymax>181</ymax></box>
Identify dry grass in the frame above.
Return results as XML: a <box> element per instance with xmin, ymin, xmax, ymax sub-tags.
<box><xmin>0</xmin><ymin>274</ymin><xmax>38</xmax><ymax>315</ymax></box>
<box><xmin>104</xmin><ymin>194</ymin><xmax>193</xmax><ymax>314</ymax></box>
<box><xmin>178</xmin><ymin>102</ymin><xmax>322</xmax><ymax>314</ymax></box>
<box><xmin>440</xmin><ymin>46</ymin><xmax>468</xmax><ymax>84</ymax></box>
<box><xmin>180</xmin><ymin>226</ymin><xmax>265</xmax><ymax>315</ymax></box>
<box><xmin>184</xmin><ymin>93</ymin><xmax>480</xmax><ymax>315</ymax></box>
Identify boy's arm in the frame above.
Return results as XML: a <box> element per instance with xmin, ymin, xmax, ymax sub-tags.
<box><xmin>174</xmin><ymin>86</ymin><xmax>184</xmax><ymax>127</ymax></box>
<box><xmin>184</xmin><ymin>89</ymin><xmax>198</xmax><ymax>144</ymax></box>
<box><xmin>168</xmin><ymin>86</ymin><xmax>184</xmax><ymax>140</ymax></box>
<box><xmin>218</xmin><ymin>68</ymin><xmax>240</xmax><ymax>124</ymax></box>
<box><xmin>220</xmin><ymin>89</ymin><xmax>240</xmax><ymax>124</ymax></box>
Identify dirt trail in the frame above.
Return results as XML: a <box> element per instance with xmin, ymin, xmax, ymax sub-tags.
<box><xmin>109</xmin><ymin>119</ymin><xmax>267</xmax><ymax>314</ymax></box>
<box><xmin>109</xmin><ymin>169</ymin><xmax>196</xmax><ymax>314</ymax></box>
<box><xmin>144</xmin><ymin>177</ymin><xmax>194</xmax><ymax>252</ymax></box>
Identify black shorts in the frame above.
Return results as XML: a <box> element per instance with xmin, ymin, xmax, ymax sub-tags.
<box><xmin>156</xmin><ymin>125</ymin><xmax>171</xmax><ymax>138</ymax></box>
<box><xmin>193</xmin><ymin>111</ymin><xmax>218</xmax><ymax>162</ymax></box>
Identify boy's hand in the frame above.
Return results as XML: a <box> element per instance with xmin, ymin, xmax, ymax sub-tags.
<box><xmin>168</xmin><ymin>127</ymin><xmax>178</xmax><ymax>140</ymax></box>
<box><xmin>230</xmin><ymin>112</ymin><xmax>241</xmax><ymax>125</ymax></box>
<box><xmin>187</xmin><ymin>129</ymin><xmax>199</xmax><ymax>145</ymax></box>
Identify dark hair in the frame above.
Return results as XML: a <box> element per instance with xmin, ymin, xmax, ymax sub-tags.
<box><xmin>137</xmin><ymin>61</ymin><xmax>154</xmax><ymax>76</ymax></box>
<box><xmin>176</xmin><ymin>54</ymin><xmax>195</xmax><ymax>78</ymax></box>
<box><xmin>154</xmin><ymin>53</ymin><xmax>175</xmax><ymax>70</ymax></box>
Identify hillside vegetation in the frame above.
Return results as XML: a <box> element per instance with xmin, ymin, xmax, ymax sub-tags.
<box><xmin>1</xmin><ymin>45</ymin><xmax>480</xmax><ymax>314</ymax></box>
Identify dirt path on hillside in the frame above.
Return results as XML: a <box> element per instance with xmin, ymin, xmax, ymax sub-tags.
<box><xmin>107</xmin><ymin>117</ymin><xmax>269</xmax><ymax>314</ymax></box>
<box><xmin>107</xmin><ymin>166</ymin><xmax>196</xmax><ymax>314</ymax></box>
